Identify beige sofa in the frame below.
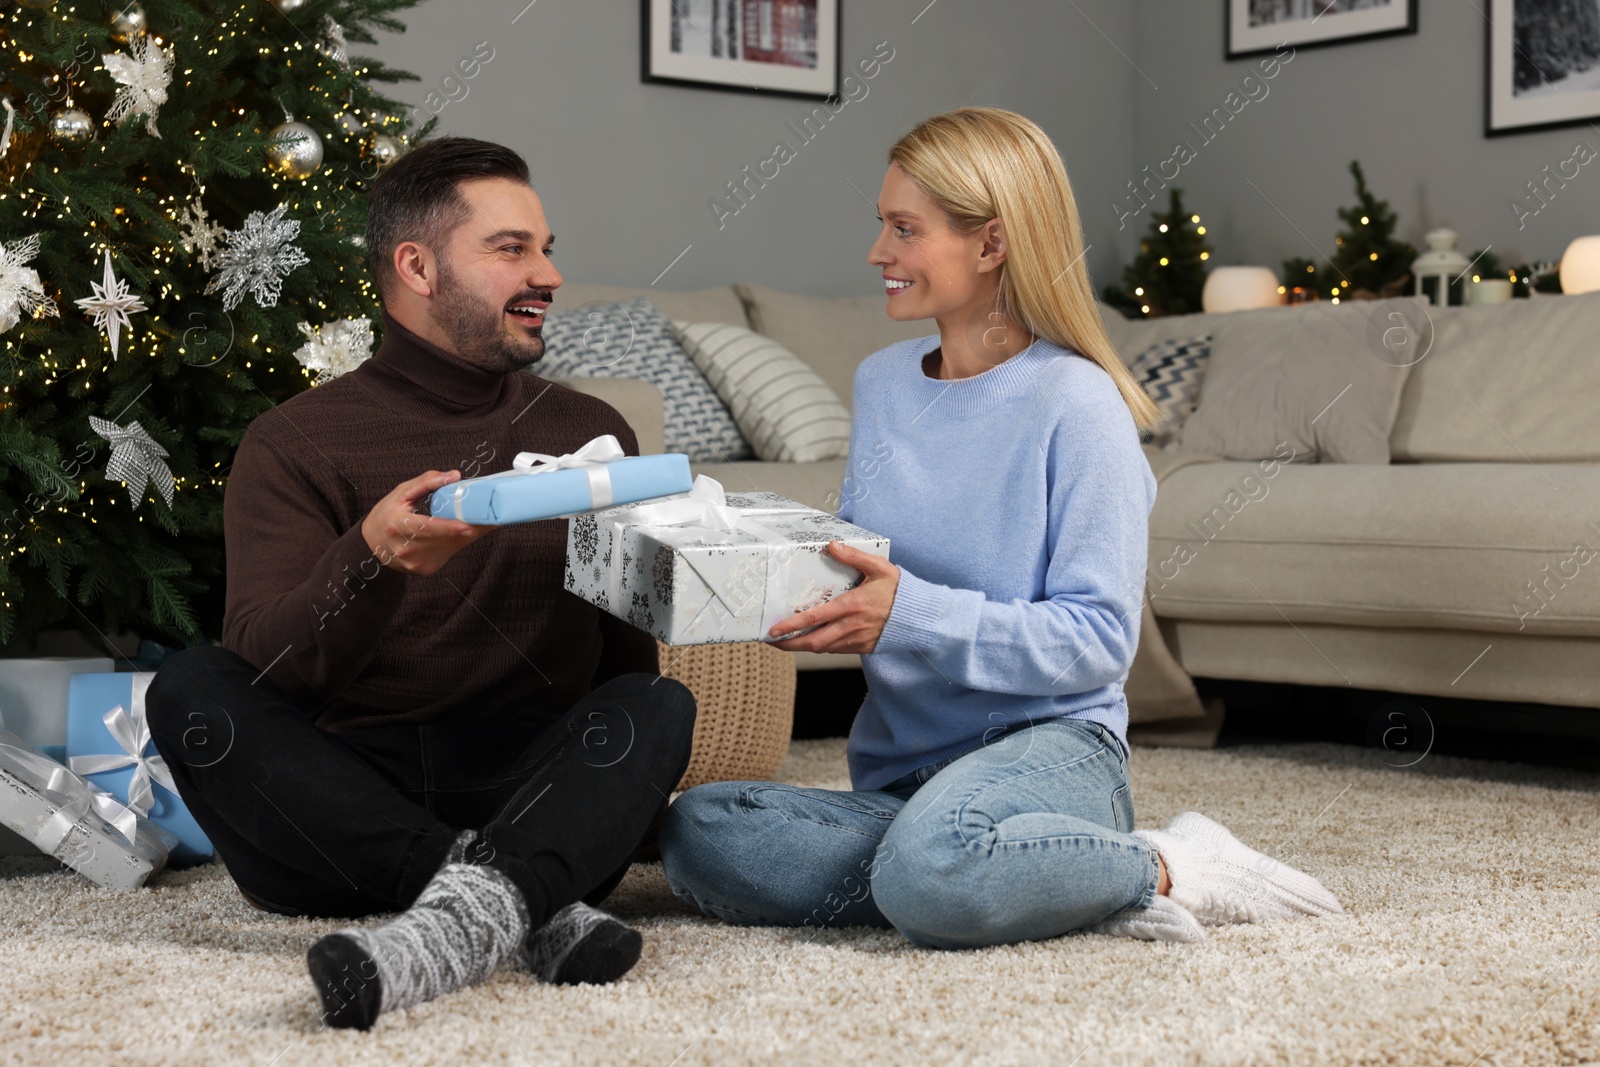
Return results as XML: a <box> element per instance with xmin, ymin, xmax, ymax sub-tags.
<box><xmin>550</xmin><ymin>282</ymin><xmax>1600</xmax><ymax>719</ymax></box>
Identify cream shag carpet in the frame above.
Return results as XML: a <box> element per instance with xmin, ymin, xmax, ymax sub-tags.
<box><xmin>2</xmin><ymin>738</ymin><xmax>1598</xmax><ymax>1067</ymax></box>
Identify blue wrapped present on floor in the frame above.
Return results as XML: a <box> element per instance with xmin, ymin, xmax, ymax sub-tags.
<box><xmin>428</xmin><ymin>433</ymin><xmax>693</xmax><ymax>525</ymax></box>
<box><xmin>66</xmin><ymin>672</ymin><xmax>214</xmax><ymax>866</ymax></box>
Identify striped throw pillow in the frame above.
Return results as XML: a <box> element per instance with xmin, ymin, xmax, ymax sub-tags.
<box><xmin>671</xmin><ymin>321</ymin><xmax>852</xmax><ymax>463</ymax></box>
<box><xmin>1128</xmin><ymin>334</ymin><xmax>1212</xmax><ymax>449</ymax></box>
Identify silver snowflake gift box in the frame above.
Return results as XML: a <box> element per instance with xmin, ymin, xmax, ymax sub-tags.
<box><xmin>0</xmin><ymin>731</ymin><xmax>174</xmax><ymax>890</ymax></box>
<box><xmin>565</xmin><ymin>476</ymin><xmax>891</xmax><ymax>646</ymax></box>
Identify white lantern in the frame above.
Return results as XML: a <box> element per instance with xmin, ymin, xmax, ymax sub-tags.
<box><xmin>1201</xmin><ymin>266</ymin><xmax>1285</xmax><ymax>313</ymax></box>
<box><xmin>1411</xmin><ymin>227</ymin><xmax>1470</xmax><ymax>307</ymax></box>
<box><xmin>1558</xmin><ymin>236</ymin><xmax>1600</xmax><ymax>295</ymax></box>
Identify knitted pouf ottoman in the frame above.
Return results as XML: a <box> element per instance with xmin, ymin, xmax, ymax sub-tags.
<box><xmin>656</xmin><ymin>640</ymin><xmax>796</xmax><ymax>791</ymax></box>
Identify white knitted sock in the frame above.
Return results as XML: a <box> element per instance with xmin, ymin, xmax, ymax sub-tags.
<box><xmin>519</xmin><ymin>901</ymin><xmax>643</xmax><ymax>985</ymax></box>
<box><xmin>1089</xmin><ymin>892</ymin><xmax>1207</xmax><ymax>943</ymax></box>
<box><xmin>1139</xmin><ymin>812</ymin><xmax>1343</xmax><ymax>926</ymax></box>
<box><xmin>309</xmin><ymin>862</ymin><xmax>530</xmax><ymax>1028</ymax></box>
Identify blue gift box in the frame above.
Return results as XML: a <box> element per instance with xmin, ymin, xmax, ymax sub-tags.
<box><xmin>66</xmin><ymin>672</ymin><xmax>213</xmax><ymax>866</ymax></box>
<box><xmin>430</xmin><ymin>449</ymin><xmax>693</xmax><ymax>526</ymax></box>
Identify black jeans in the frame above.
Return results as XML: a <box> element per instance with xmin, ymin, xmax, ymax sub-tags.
<box><xmin>146</xmin><ymin>646</ymin><xmax>696</xmax><ymax>921</ymax></box>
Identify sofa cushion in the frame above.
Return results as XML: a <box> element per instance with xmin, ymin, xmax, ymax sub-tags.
<box><xmin>1146</xmin><ymin>457</ymin><xmax>1600</xmax><ymax>637</ymax></box>
<box><xmin>735</xmin><ymin>284</ymin><xmax>934</xmax><ymax>409</ymax></box>
<box><xmin>1177</xmin><ymin>300</ymin><xmax>1419</xmax><ymax>464</ymax></box>
<box><xmin>543</xmin><ymin>377</ymin><xmax>665</xmax><ymax>456</ymax></box>
<box><xmin>688</xmin><ymin>459</ymin><xmax>848</xmax><ymax>515</ymax></box>
<box><xmin>1127</xmin><ymin>335</ymin><xmax>1211</xmax><ymax>449</ymax></box>
<box><xmin>672</xmin><ymin>321</ymin><xmax>852</xmax><ymax>463</ymax></box>
<box><xmin>1389</xmin><ymin>291</ymin><xmax>1600</xmax><ymax>462</ymax></box>
<box><xmin>1101</xmin><ymin>307</ymin><xmax>1231</xmax><ymax>365</ymax></box>
<box><xmin>553</xmin><ymin>283</ymin><xmax>750</xmax><ymax>328</ymax></box>
<box><xmin>537</xmin><ymin>298</ymin><xmax>752</xmax><ymax>463</ymax></box>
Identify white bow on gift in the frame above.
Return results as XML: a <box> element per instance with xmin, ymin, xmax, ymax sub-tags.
<box><xmin>0</xmin><ymin>732</ymin><xmax>142</xmax><ymax>849</ymax></box>
<box><xmin>600</xmin><ymin>476</ymin><xmax>813</xmax><ymax>633</ymax></box>
<box><xmin>614</xmin><ymin>474</ymin><xmax>748</xmax><ymax>532</ymax></box>
<box><xmin>67</xmin><ymin>675</ymin><xmax>178</xmax><ymax>820</ymax></box>
<box><xmin>447</xmin><ymin>434</ymin><xmax>626</xmax><ymax>520</ymax></box>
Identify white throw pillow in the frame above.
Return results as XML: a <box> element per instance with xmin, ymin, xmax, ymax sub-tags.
<box><xmin>671</xmin><ymin>321</ymin><xmax>852</xmax><ymax>463</ymax></box>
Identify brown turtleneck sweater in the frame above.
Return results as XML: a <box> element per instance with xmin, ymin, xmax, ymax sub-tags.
<box><xmin>221</xmin><ymin>310</ymin><xmax>659</xmax><ymax>732</ymax></box>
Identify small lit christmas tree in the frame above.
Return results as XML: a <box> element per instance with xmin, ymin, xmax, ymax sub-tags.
<box><xmin>1281</xmin><ymin>161</ymin><xmax>1415</xmax><ymax>303</ymax></box>
<box><xmin>1103</xmin><ymin>189</ymin><xmax>1212</xmax><ymax>319</ymax></box>
<box><xmin>1</xmin><ymin>0</ymin><xmax>433</xmax><ymax>649</ymax></box>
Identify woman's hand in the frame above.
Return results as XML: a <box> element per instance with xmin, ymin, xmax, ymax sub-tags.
<box><xmin>769</xmin><ymin>542</ymin><xmax>900</xmax><ymax>654</ymax></box>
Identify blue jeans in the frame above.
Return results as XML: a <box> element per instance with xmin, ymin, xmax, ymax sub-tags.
<box><xmin>659</xmin><ymin>718</ymin><xmax>1159</xmax><ymax>949</ymax></box>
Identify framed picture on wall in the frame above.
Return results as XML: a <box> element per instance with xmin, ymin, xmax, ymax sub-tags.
<box><xmin>1226</xmin><ymin>0</ymin><xmax>1418</xmax><ymax>60</ymax></box>
<box><xmin>1486</xmin><ymin>0</ymin><xmax>1600</xmax><ymax>135</ymax></box>
<box><xmin>643</xmin><ymin>0</ymin><xmax>840</xmax><ymax>100</ymax></box>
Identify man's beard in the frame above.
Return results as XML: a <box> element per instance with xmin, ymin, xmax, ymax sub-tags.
<box><xmin>429</xmin><ymin>258</ymin><xmax>548</xmax><ymax>374</ymax></box>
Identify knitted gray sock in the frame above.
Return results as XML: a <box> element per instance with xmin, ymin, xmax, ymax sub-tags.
<box><xmin>445</xmin><ymin>828</ymin><xmax>481</xmax><ymax>865</ymax></box>
<box><xmin>309</xmin><ymin>862</ymin><xmax>530</xmax><ymax>1029</ymax></box>
<box><xmin>519</xmin><ymin>901</ymin><xmax>643</xmax><ymax>985</ymax></box>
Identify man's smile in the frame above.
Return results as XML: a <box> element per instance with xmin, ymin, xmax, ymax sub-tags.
<box><xmin>505</xmin><ymin>291</ymin><xmax>551</xmax><ymax>328</ymax></box>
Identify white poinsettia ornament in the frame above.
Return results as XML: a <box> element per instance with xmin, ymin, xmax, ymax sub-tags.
<box><xmin>0</xmin><ymin>233</ymin><xmax>59</xmax><ymax>334</ymax></box>
<box><xmin>294</xmin><ymin>317</ymin><xmax>374</xmax><ymax>383</ymax></box>
<box><xmin>204</xmin><ymin>203</ymin><xmax>309</xmax><ymax>311</ymax></box>
<box><xmin>103</xmin><ymin>34</ymin><xmax>173</xmax><ymax>138</ymax></box>
<box><xmin>73</xmin><ymin>250</ymin><xmax>147</xmax><ymax>360</ymax></box>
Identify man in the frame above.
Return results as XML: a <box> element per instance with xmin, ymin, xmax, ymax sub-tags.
<box><xmin>146</xmin><ymin>137</ymin><xmax>697</xmax><ymax>1031</ymax></box>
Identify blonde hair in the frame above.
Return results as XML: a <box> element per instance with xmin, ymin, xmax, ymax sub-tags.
<box><xmin>888</xmin><ymin>108</ymin><xmax>1161</xmax><ymax>434</ymax></box>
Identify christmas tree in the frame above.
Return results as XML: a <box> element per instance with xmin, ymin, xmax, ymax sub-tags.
<box><xmin>0</xmin><ymin>0</ymin><xmax>433</xmax><ymax>649</ymax></box>
<box><xmin>1102</xmin><ymin>189</ymin><xmax>1212</xmax><ymax>319</ymax></box>
<box><xmin>1281</xmin><ymin>161</ymin><xmax>1415</xmax><ymax>303</ymax></box>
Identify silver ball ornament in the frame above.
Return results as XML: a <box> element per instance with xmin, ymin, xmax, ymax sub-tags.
<box><xmin>265</xmin><ymin>120</ymin><xmax>324</xmax><ymax>179</ymax></box>
<box><xmin>271</xmin><ymin>0</ymin><xmax>307</xmax><ymax>11</ymax></box>
<box><xmin>363</xmin><ymin>133</ymin><xmax>404</xmax><ymax>170</ymax></box>
<box><xmin>49</xmin><ymin>108</ymin><xmax>95</xmax><ymax>147</ymax></box>
<box><xmin>109</xmin><ymin>2</ymin><xmax>146</xmax><ymax>42</ymax></box>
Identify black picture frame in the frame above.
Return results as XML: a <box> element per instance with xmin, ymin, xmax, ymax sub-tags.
<box><xmin>642</xmin><ymin>0</ymin><xmax>842</xmax><ymax>102</ymax></box>
<box><xmin>1484</xmin><ymin>0</ymin><xmax>1600</xmax><ymax>136</ymax></box>
<box><xmin>1226</xmin><ymin>0</ymin><xmax>1418</xmax><ymax>61</ymax></box>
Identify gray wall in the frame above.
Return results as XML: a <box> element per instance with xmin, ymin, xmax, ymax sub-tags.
<box><xmin>1129</xmin><ymin>1</ymin><xmax>1600</xmax><ymax>279</ymax></box>
<box><xmin>367</xmin><ymin>1</ymin><xmax>1140</xmax><ymax>297</ymax></box>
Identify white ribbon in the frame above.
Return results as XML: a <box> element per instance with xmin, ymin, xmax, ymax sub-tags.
<box><xmin>449</xmin><ymin>434</ymin><xmax>625</xmax><ymax>520</ymax></box>
<box><xmin>0</xmin><ymin>732</ymin><xmax>141</xmax><ymax>850</ymax></box>
<box><xmin>67</xmin><ymin>673</ymin><xmax>177</xmax><ymax>820</ymax></box>
<box><xmin>599</xmin><ymin>476</ymin><xmax>811</xmax><ymax>636</ymax></box>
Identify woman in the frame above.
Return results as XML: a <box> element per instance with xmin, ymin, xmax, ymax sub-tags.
<box><xmin>658</xmin><ymin>108</ymin><xmax>1340</xmax><ymax>948</ymax></box>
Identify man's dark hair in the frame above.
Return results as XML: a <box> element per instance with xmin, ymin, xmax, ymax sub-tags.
<box><xmin>365</xmin><ymin>136</ymin><xmax>531</xmax><ymax>297</ymax></box>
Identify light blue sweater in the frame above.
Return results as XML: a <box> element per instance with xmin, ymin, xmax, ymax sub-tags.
<box><xmin>840</xmin><ymin>335</ymin><xmax>1157</xmax><ymax>791</ymax></box>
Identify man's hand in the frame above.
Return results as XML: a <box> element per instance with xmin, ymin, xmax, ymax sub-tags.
<box><xmin>361</xmin><ymin>470</ymin><xmax>493</xmax><ymax>576</ymax></box>
<box><xmin>769</xmin><ymin>542</ymin><xmax>900</xmax><ymax>655</ymax></box>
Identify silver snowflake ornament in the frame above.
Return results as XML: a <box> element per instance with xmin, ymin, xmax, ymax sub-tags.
<box><xmin>205</xmin><ymin>204</ymin><xmax>310</xmax><ymax>311</ymax></box>
<box><xmin>89</xmin><ymin>415</ymin><xmax>175</xmax><ymax>510</ymax></box>
<box><xmin>73</xmin><ymin>250</ymin><xmax>147</xmax><ymax>360</ymax></box>
<box><xmin>0</xmin><ymin>233</ymin><xmax>59</xmax><ymax>334</ymax></box>
<box><xmin>294</xmin><ymin>317</ymin><xmax>374</xmax><ymax>384</ymax></box>
<box><xmin>103</xmin><ymin>35</ymin><xmax>172</xmax><ymax>139</ymax></box>
<box><xmin>177</xmin><ymin>199</ymin><xmax>226</xmax><ymax>271</ymax></box>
